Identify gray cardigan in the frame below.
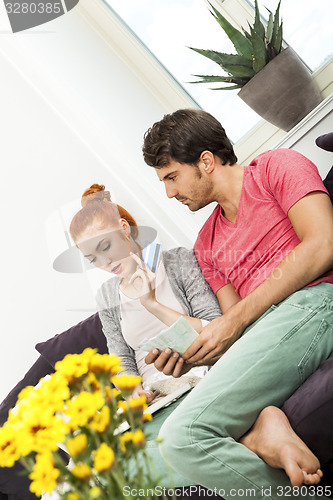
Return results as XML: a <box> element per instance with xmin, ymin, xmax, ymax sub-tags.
<box><xmin>96</xmin><ymin>247</ymin><xmax>221</xmax><ymax>376</ymax></box>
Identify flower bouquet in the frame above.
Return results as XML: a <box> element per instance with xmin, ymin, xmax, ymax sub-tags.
<box><xmin>0</xmin><ymin>348</ymin><xmax>159</xmax><ymax>499</ymax></box>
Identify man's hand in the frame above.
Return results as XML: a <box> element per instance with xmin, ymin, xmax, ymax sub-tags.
<box><xmin>145</xmin><ymin>348</ymin><xmax>195</xmax><ymax>378</ymax></box>
<box><xmin>182</xmin><ymin>313</ymin><xmax>244</xmax><ymax>364</ymax></box>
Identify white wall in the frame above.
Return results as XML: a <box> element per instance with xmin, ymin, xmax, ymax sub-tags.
<box><xmin>0</xmin><ymin>0</ymin><xmax>213</xmax><ymax>402</ymax></box>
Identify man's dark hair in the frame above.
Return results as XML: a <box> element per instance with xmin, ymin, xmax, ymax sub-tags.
<box><xmin>142</xmin><ymin>108</ymin><xmax>237</xmax><ymax>168</ymax></box>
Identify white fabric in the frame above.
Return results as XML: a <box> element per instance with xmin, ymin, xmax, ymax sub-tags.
<box><xmin>119</xmin><ymin>261</ymin><xmax>206</xmax><ymax>386</ymax></box>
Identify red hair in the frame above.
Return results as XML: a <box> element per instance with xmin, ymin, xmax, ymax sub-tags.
<box><xmin>69</xmin><ymin>184</ymin><xmax>138</xmax><ymax>243</ymax></box>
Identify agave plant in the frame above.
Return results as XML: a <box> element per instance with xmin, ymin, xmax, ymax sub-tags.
<box><xmin>190</xmin><ymin>0</ymin><xmax>283</xmax><ymax>90</ymax></box>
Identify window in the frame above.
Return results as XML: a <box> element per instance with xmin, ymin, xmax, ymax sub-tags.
<box><xmin>105</xmin><ymin>0</ymin><xmax>332</xmax><ymax>143</ymax></box>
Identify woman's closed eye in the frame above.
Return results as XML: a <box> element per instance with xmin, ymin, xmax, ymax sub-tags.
<box><xmin>102</xmin><ymin>242</ymin><xmax>111</xmax><ymax>252</ymax></box>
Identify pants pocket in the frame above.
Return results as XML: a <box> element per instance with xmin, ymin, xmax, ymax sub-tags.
<box><xmin>298</xmin><ymin>319</ymin><xmax>333</xmax><ymax>384</ymax></box>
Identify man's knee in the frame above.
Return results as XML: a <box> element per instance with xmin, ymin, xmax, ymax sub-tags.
<box><xmin>159</xmin><ymin>412</ymin><xmax>189</xmax><ymax>465</ymax></box>
<box><xmin>158</xmin><ymin>408</ymin><xmax>216</xmax><ymax>468</ymax></box>
<box><xmin>158</xmin><ymin>406</ymin><xmax>211</xmax><ymax>470</ymax></box>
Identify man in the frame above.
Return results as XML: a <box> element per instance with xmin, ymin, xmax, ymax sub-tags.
<box><xmin>142</xmin><ymin>109</ymin><xmax>333</xmax><ymax>499</ymax></box>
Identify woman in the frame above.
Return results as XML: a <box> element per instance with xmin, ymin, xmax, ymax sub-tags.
<box><xmin>69</xmin><ymin>184</ymin><xmax>221</xmax><ymax>398</ymax></box>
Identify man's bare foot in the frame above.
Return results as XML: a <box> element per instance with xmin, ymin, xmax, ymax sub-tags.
<box><xmin>240</xmin><ymin>406</ymin><xmax>323</xmax><ymax>487</ymax></box>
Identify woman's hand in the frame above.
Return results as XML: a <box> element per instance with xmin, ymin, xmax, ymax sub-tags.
<box><xmin>129</xmin><ymin>253</ymin><xmax>157</xmax><ymax>309</ymax></box>
<box><xmin>132</xmin><ymin>385</ymin><xmax>155</xmax><ymax>404</ymax></box>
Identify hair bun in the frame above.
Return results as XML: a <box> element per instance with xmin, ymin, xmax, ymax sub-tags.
<box><xmin>81</xmin><ymin>184</ymin><xmax>111</xmax><ymax>207</ymax></box>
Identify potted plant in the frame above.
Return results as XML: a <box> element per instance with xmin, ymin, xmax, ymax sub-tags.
<box><xmin>189</xmin><ymin>1</ymin><xmax>322</xmax><ymax>131</ymax></box>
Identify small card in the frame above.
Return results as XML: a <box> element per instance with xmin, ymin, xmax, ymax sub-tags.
<box><xmin>140</xmin><ymin>316</ymin><xmax>199</xmax><ymax>354</ymax></box>
<box><xmin>142</xmin><ymin>241</ymin><xmax>162</xmax><ymax>273</ymax></box>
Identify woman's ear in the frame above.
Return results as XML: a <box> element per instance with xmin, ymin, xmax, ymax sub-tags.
<box><xmin>120</xmin><ymin>218</ymin><xmax>130</xmax><ymax>238</ymax></box>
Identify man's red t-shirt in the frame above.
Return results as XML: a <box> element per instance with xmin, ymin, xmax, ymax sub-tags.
<box><xmin>194</xmin><ymin>149</ymin><xmax>333</xmax><ymax>299</ymax></box>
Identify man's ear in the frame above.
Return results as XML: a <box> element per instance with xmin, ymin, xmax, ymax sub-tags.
<box><xmin>199</xmin><ymin>150</ymin><xmax>215</xmax><ymax>174</ymax></box>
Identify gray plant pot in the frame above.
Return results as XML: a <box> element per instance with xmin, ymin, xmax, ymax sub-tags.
<box><xmin>238</xmin><ymin>47</ymin><xmax>322</xmax><ymax>131</ymax></box>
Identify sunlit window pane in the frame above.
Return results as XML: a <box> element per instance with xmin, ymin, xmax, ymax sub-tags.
<box><xmin>105</xmin><ymin>0</ymin><xmax>331</xmax><ymax>142</ymax></box>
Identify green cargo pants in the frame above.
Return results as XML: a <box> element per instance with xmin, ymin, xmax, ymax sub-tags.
<box><xmin>158</xmin><ymin>283</ymin><xmax>333</xmax><ymax>499</ymax></box>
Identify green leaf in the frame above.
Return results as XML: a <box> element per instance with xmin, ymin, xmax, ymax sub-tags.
<box><xmin>273</xmin><ymin>22</ymin><xmax>283</xmax><ymax>53</ymax></box>
<box><xmin>266</xmin><ymin>40</ymin><xmax>278</xmax><ymax>61</ymax></box>
<box><xmin>211</xmin><ymin>84</ymin><xmax>245</xmax><ymax>90</ymax></box>
<box><xmin>253</xmin><ymin>0</ymin><xmax>265</xmax><ymax>41</ymax></box>
<box><xmin>208</xmin><ymin>2</ymin><xmax>253</xmax><ymax>61</ymax></box>
<box><xmin>242</xmin><ymin>27</ymin><xmax>252</xmax><ymax>42</ymax></box>
<box><xmin>189</xmin><ymin>48</ymin><xmax>253</xmax><ymax>68</ymax></box>
<box><xmin>271</xmin><ymin>0</ymin><xmax>282</xmax><ymax>49</ymax></box>
<box><xmin>250</xmin><ymin>26</ymin><xmax>267</xmax><ymax>72</ymax></box>
<box><xmin>222</xmin><ymin>63</ymin><xmax>255</xmax><ymax>78</ymax></box>
<box><xmin>190</xmin><ymin>74</ymin><xmax>250</xmax><ymax>85</ymax></box>
<box><xmin>190</xmin><ymin>74</ymin><xmax>239</xmax><ymax>83</ymax></box>
<box><xmin>266</xmin><ymin>11</ymin><xmax>274</xmax><ymax>42</ymax></box>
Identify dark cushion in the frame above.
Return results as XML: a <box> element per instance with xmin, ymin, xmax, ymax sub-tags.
<box><xmin>281</xmin><ymin>356</ymin><xmax>333</xmax><ymax>465</ymax></box>
<box><xmin>323</xmin><ymin>166</ymin><xmax>333</xmax><ymax>203</ymax></box>
<box><xmin>316</xmin><ymin>133</ymin><xmax>333</xmax><ymax>203</ymax></box>
<box><xmin>35</xmin><ymin>313</ymin><xmax>107</xmax><ymax>368</ymax></box>
<box><xmin>316</xmin><ymin>132</ymin><xmax>333</xmax><ymax>152</ymax></box>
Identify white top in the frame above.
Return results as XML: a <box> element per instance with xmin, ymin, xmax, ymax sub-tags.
<box><xmin>119</xmin><ymin>261</ymin><xmax>207</xmax><ymax>387</ymax></box>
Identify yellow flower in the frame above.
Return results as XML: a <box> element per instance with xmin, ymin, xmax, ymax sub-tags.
<box><xmin>86</xmin><ymin>372</ymin><xmax>101</xmax><ymax>391</ymax></box>
<box><xmin>111</xmin><ymin>375</ymin><xmax>141</xmax><ymax>391</ymax></box>
<box><xmin>71</xmin><ymin>462</ymin><xmax>91</xmax><ymax>479</ymax></box>
<box><xmin>66</xmin><ymin>433</ymin><xmax>87</xmax><ymax>457</ymax></box>
<box><xmin>93</xmin><ymin>443</ymin><xmax>115</xmax><ymax>472</ymax></box>
<box><xmin>119</xmin><ymin>431</ymin><xmax>133</xmax><ymax>452</ymax></box>
<box><xmin>37</xmin><ymin>373</ymin><xmax>70</xmax><ymax>410</ymax></box>
<box><xmin>29</xmin><ymin>452</ymin><xmax>60</xmax><ymax>496</ymax></box>
<box><xmin>16</xmin><ymin>385</ymin><xmax>34</xmax><ymax>404</ymax></box>
<box><xmin>117</xmin><ymin>395</ymin><xmax>147</xmax><ymax>414</ymax></box>
<box><xmin>142</xmin><ymin>412</ymin><xmax>153</xmax><ymax>422</ymax></box>
<box><xmin>0</xmin><ymin>423</ymin><xmax>21</xmax><ymax>467</ymax></box>
<box><xmin>104</xmin><ymin>385</ymin><xmax>121</xmax><ymax>402</ymax></box>
<box><xmin>119</xmin><ymin>430</ymin><xmax>145</xmax><ymax>452</ymax></box>
<box><xmin>55</xmin><ymin>349</ymin><xmax>96</xmax><ymax>383</ymax></box>
<box><xmin>132</xmin><ymin>429</ymin><xmax>145</xmax><ymax>446</ymax></box>
<box><xmin>22</xmin><ymin>412</ymin><xmax>66</xmax><ymax>455</ymax></box>
<box><xmin>89</xmin><ymin>353</ymin><xmax>123</xmax><ymax>375</ymax></box>
<box><xmin>90</xmin><ymin>486</ymin><xmax>102</xmax><ymax>498</ymax></box>
<box><xmin>128</xmin><ymin>396</ymin><xmax>147</xmax><ymax>412</ymax></box>
<box><xmin>65</xmin><ymin>391</ymin><xmax>104</xmax><ymax>429</ymax></box>
<box><xmin>68</xmin><ymin>494</ymin><xmax>81</xmax><ymax>500</ymax></box>
<box><xmin>90</xmin><ymin>406</ymin><xmax>110</xmax><ymax>433</ymax></box>
<box><xmin>117</xmin><ymin>400</ymin><xmax>128</xmax><ymax>413</ymax></box>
